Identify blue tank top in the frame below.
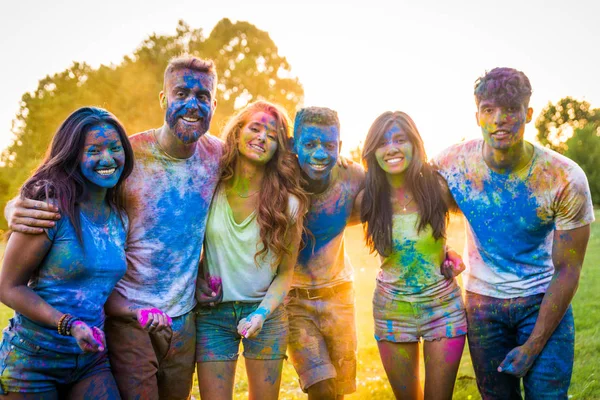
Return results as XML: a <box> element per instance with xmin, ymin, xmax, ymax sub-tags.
<box><xmin>12</xmin><ymin>208</ymin><xmax>128</xmax><ymax>353</ymax></box>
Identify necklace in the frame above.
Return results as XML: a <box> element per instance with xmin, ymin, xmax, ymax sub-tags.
<box><xmin>399</xmin><ymin>196</ymin><xmax>413</xmax><ymax>212</ymax></box>
<box><xmin>233</xmin><ymin>188</ymin><xmax>260</xmax><ymax>198</ymax></box>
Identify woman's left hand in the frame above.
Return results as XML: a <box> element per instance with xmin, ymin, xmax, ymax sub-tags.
<box><xmin>71</xmin><ymin>321</ymin><xmax>105</xmax><ymax>353</ymax></box>
<box><xmin>237</xmin><ymin>309</ymin><xmax>268</xmax><ymax>338</ymax></box>
<box><xmin>441</xmin><ymin>249</ymin><xmax>466</xmax><ymax>279</ymax></box>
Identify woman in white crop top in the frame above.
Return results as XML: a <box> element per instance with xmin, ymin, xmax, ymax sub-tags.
<box><xmin>195</xmin><ymin>101</ymin><xmax>308</xmax><ymax>400</ymax></box>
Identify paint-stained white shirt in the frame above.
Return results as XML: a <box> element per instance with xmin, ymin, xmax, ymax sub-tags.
<box><xmin>435</xmin><ymin>139</ymin><xmax>594</xmax><ymax>298</ymax></box>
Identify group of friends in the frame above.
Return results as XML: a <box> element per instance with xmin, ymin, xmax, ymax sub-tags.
<box><xmin>0</xmin><ymin>55</ymin><xmax>594</xmax><ymax>400</ymax></box>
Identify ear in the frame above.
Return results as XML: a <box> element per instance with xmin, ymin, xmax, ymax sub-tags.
<box><xmin>159</xmin><ymin>92</ymin><xmax>167</xmax><ymax>110</ymax></box>
<box><xmin>525</xmin><ymin>107</ymin><xmax>533</xmax><ymax>123</ymax></box>
<box><xmin>475</xmin><ymin>111</ymin><xmax>481</xmax><ymax>127</ymax></box>
<box><xmin>288</xmin><ymin>136</ymin><xmax>296</xmax><ymax>153</ymax></box>
<box><xmin>338</xmin><ymin>140</ymin><xmax>343</xmax><ymax>154</ymax></box>
<box><xmin>212</xmin><ymin>98</ymin><xmax>217</xmax><ymax>111</ymax></box>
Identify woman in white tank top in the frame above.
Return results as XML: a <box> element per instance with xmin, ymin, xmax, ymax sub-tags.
<box><xmin>195</xmin><ymin>101</ymin><xmax>308</xmax><ymax>400</ymax></box>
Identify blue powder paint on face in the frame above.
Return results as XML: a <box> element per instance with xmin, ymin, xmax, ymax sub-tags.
<box><xmin>294</xmin><ymin>124</ymin><xmax>340</xmax><ymax>182</ymax></box>
<box><xmin>79</xmin><ymin>123</ymin><xmax>125</xmax><ymax>189</ymax></box>
<box><xmin>165</xmin><ymin>69</ymin><xmax>214</xmax><ymax>144</ymax></box>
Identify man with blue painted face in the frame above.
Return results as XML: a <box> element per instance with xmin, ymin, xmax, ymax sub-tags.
<box><xmin>5</xmin><ymin>56</ymin><xmax>223</xmax><ymax>400</ymax></box>
<box><xmin>435</xmin><ymin>67</ymin><xmax>594</xmax><ymax>399</ymax></box>
<box><xmin>286</xmin><ymin>107</ymin><xmax>365</xmax><ymax>400</ymax></box>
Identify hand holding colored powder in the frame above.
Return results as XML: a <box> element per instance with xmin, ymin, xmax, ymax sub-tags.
<box><xmin>71</xmin><ymin>321</ymin><xmax>105</xmax><ymax>353</ymax></box>
<box><xmin>137</xmin><ymin>308</ymin><xmax>172</xmax><ymax>332</ymax></box>
<box><xmin>237</xmin><ymin>308</ymin><xmax>268</xmax><ymax>338</ymax></box>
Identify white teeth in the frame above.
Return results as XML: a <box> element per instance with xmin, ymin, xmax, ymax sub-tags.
<box><xmin>310</xmin><ymin>163</ymin><xmax>328</xmax><ymax>171</ymax></box>
<box><xmin>386</xmin><ymin>158</ymin><xmax>403</xmax><ymax>164</ymax></box>
<box><xmin>96</xmin><ymin>168</ymin><xmax>116</xmax><ymax>176</ymax></box>
<box><xmin>250</xmin><ymin>144</ymin><xmax>265</xmax><ymax>153</ymax></box>
<box><xmin>182</xmin><ymin>117</ymin><xmax>200</xmax><ymax>122</ymax></box>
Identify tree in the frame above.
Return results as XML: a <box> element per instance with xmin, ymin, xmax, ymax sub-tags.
<box><xmin>0</xmin><ymin>19</ymin><xmax>304</xmax><ymax>230</ymax></box>
<box><xmin>535</xmin><ymin>97</ymin><xmax>599</xmax><ymax>154</ymax></box>
<box><xmin>564</xmin><ymin>123</ymin><xmax>600</xmax><ymax>205</ymax></box>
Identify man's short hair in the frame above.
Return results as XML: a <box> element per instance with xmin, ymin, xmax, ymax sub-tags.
<box><xmin>474</xmin><ymin>67</ymin><xmax>532</xmax><ymax>107</ymax></box>
<box><xmin>163</xmin><ymin>55</ymin><xmax>217</xmax><ymax>93</ymax></box>
<box><xmin>293</xmin><ymin>107</ymin><xmax>340</xmax><ymax>139</ymax></box>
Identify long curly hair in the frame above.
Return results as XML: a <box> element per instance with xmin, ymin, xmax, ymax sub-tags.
<box><xmin>361</xmin><ymin>111</ymin><xmax>448</xmax><ymax>257</ymax></box>
<box><xmin>20</xmin><ymin>107</ymin><xmax>134</xmax><ymax>242</ymax></box>
<box><xmin>220</xmin><ymin>100</ymin><xmax>308</xmax><ymax>266</ymax></box>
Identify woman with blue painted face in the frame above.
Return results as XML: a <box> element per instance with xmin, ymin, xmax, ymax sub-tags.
<box><xmin>0</xmin><ymin>107</ymin><xmax>134</xmax><ymax>399</ymax></box>
<box><xmin>195</xmin><ymin>100</ymin><xmax>308</xmax><ymax>400</ymax></box>
<box><xmin>360</xmin><ymin>111</ymin><xmax>467</xmax><ymax>400</ymax></box>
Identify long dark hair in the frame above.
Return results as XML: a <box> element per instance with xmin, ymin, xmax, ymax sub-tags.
<box><xmin>220</xmin><ymin>100</ymin><xmax>308</xmax><ymax>266</ymax></box>
<box><xmin>20</xmin><ymin>107</ymin><xmax>134</xmax><ymax>241</ymax></box>
<box><xmin>360</xmin><ymin>111</ymin><xmax>448</xmax><ymax>257</ymax></box>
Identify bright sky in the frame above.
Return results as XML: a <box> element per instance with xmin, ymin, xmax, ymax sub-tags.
<box><xmin>1</xmin><ymin>0</ymin><xmax>599</xmax><ymax>158</ymax></box>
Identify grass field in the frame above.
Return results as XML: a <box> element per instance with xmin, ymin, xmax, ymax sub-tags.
<box><xmin>1</xmin><ymin>210</ymin><xmax>598</xmax><ymax>399</ymax></box>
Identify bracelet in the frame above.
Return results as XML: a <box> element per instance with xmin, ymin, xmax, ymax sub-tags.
<box><xmin>57</xmin><ymin>314</ymin><xmax>68</xmax><ymax>335</ymax></box>
<box><xmin>58</xmin><ymin>314</ymin><xmax>73</xmax><ymax>336</ymax></box>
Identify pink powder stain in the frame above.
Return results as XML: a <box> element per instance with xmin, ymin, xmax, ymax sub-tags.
<box><xmin>139</xmin><ymin>308</ymin><xmax>173</xmax><ymax>325</ymax></box>
<box><xmin>208</xmin><ymin>276</ymin><xmax>222</xmax><ymax>292</ymax></box>
<box><xmin>443</xmin><ymin>336</ymin><xmax>466</xmax><ymax>364</ymax></box>
<box><xmin>92</xmin><ymin>327</ymin><xmax>105</xmax><ymax>351</ymax></box>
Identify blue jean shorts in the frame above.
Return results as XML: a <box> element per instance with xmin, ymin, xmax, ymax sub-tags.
<box><xmin>195</xmin><ymin>301</ymin><xmax>288</xmax><ymax>362</ymax></box>
<box><xmin>0</xmin><ymin>327</ymin><xmax>111</xmax><ymax>394</ymax></box>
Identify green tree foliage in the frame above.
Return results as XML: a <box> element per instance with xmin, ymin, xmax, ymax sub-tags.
<box><xmin>535</xmin><ymin>97</ymin><xmax>599</xmax><ymax>153</ymax></box>
<box><xmin>0</xmin><ymin>19</ymin><xmax>303</xmax><ymax>229</ymax></box>
<box><xmin>564</xmin><ymin>123</ymin><xmax>600</xmax><ymax>205</ymax></box>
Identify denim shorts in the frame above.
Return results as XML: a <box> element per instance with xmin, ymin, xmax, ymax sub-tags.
<box><xmin>286</xmin><ymin>286</ymin><xmax>357</xmax><ymax>395</ymax></box>
<box><xmin>195</xmin><ymin>301</ymin><xmax>288</xmax><ymax>362</ymax></box>
<box><xmin>373</xmin><ymin>281</ymin><xmax>467</xmax><ymax>342</ymax></box>
<box><xmin>0</xmin><ymin>328</ymin><xmax>111</xmax><ymax>394</ymax></box>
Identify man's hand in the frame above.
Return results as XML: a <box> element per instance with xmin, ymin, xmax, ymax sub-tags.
<box><xmin>441</xmin><ymin>248</ymin><xmax>466</xmax><ymax>279</ymax></box>
<box><xmin>336</xmin><ymin>156</ymin><xmax>352</xmax><ymax>169</ymax></box>
<box><xmin>7</xmin><ymin>197</ymin><xmax>60</xmax><ymax>234</ymax></box>
<box><xmin>498</xmin><ymin>344</ymin><xmax>540</xmax><ymax>377</ymax></box>
<box><xmin>136</xmin><ymin>308</ymin><xmax>172</xmax><ymax>333</ymax></box>
<box><xmin>196</xmin><ymin>276</ymin><xmax>223</xmax><ymax>306</ymax></box>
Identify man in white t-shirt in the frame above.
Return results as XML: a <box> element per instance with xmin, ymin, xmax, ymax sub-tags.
<box><xmin>434</xmin><ymin>67</ymin><xmax>594</xmax><ymax>399</ymax></box>
<box><xmin>5</xmin><ymin>55</ymin><xmax>223</xmax><ymax>400</ymax></box>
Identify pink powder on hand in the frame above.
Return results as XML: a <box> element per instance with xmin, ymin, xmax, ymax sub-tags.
<box><xmin>139</xmin><ymin>308</ymin><xmax>172</xmax><ymax>326</ymax></box>
<box><xmin>208</xmin><ymin>276</ymin><xmax>222</xmax><ymax>293</ymax></box>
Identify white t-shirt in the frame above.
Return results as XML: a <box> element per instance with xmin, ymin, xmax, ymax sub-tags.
<box><xmin>114</xmin><ymin>130</ymin><xmax>223</xmax><ymax>317</ymax></box>
<box><xmin>434</xmin><ymin>139</ymin><xmax>595</xmax><ymax>298</ymax></box>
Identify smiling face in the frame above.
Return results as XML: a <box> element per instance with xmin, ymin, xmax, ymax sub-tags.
<box><xmin>294</xmin><ymin>123</ymin><xmax>340</xmax><ymax>181</ymax></box>
<box><xmin>476</xmin><ymin>99</ymin><xmax>533</xmax><ymax>151</ymax></box>
<box><xmin>374</xmin><ymin>124</ymin><xmax>414</xmax><ymax>176</ymax></box>
<box><xmin>237</xmin><ymin>111</ymin><xmax>279</xmax><ymax>164</ymax></box>
<box><xmin>162</xmin><ymin>67</ymin><xmax>216</xmax><ymax>144</ymax></box>
<box><xmin>79</xmin><ymin>123</ymin><xmax>126</xmax><ymax>189</ymax></box>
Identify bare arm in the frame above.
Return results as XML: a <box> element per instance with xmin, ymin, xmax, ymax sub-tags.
<box><xmin>5</xmin><ymin>196</ymin><xmax>60</xmax><ymax>234</ymax></box>
<box><xmin>238</xmin><ymin>219</ymin><xmax>303</xmax><ymax>338</ymax></box>
<box><xmin>499</xmin><ymin>224</ymin><xmax>590</xmax><ymax>377</ymax></box>
<box><xmin>0</xmin><ymin>231</ymin><xmax>103</xmax><ymax>352</ymax></box>
<box><xmin>0</xmin><ymin>231</ymin><xmax>57</xmax><ymax>325</ymax></box>
<box><xmin>347</xmin><ymin>189</ymin><xmax>364</xmax><ymax>226</ymax></box>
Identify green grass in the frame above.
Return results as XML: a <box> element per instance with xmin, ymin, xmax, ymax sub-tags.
<box><xmin>1</xmin><ymin>210</ymin><xmax>599</xmax><ymax>399</ymax></box>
